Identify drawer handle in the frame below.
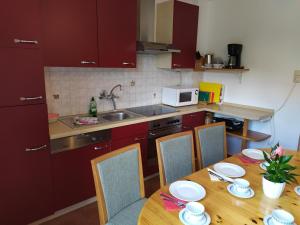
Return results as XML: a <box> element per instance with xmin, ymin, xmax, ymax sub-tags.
<box><xmin>134</xmin><ymin>137</ymin><xmax>145</xmax><ymax>141</ymax></box>
<box><xmin>149</xmin><ymin>132</ymin><xmax>156</xmax><ymax>136</ymax></box>
<box><xmin>173</xmin><ymin>64</ymin><xmax>181</xmax><ymax>67</ymax></box>
<box><xmin>183</xmin><ymin>126</ymin><xmax>191</xmax><ymax>129</ymax></box>
<box><xmin>14</xmin><ymin>39</ymin><xmax>38</xmax><ymax>45</ymax></box>
<box><xmin>20</xmin><ymin>96</ymin><xmax>43</xmax><ymax>101</ymax></box>
<box><xmin>25</xmin><ymin>144</ymin><xmax>47</xmax><ymax>152</ymax></box>
<box><xmin>81</xmin><ymin>61</ymin><xmax>96</xmax><ymax>65</ymax></box>
<box><xmin>94</xmin><ymin>146</ymin><xmax>105</xmax><ymax>150</ymax></box>
<box><xmin>122</xmin><ymin>62</ymin><xmax>135</xmax><ymax>66</ymax></box>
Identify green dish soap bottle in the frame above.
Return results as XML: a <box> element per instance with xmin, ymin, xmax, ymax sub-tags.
<box><xmin>89</xmin><ymin>97</ymin><xmax>97</xmax><ymax>117</ymax></box>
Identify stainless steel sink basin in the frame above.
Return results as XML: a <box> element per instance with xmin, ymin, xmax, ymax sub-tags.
<box><xmin>101</xmin><ymin>111</ymin><xmax>132</xmax><ymax>121</ymax></box>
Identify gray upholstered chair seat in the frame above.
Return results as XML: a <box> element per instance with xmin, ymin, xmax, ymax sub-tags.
<box><xmin>106</xmin><ymin>198</ymin><xmax>147</xmax><ymax>225</ymax></box>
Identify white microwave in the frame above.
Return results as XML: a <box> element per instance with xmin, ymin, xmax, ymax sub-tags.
<box><xmin>162</xmin><ymin>86</ymin><xmax>199</xmax><ymax>107</ymax></box>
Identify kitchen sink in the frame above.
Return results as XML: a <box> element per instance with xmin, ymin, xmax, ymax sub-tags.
<box><xmin>101</xmin><ymin>111</ymin><xmax>132</xmax><ymax>121</ymax></box>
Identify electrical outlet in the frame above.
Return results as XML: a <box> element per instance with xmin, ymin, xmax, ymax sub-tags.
<box><xmin>294</xmin><ymin>70</ymin><xmax>300</xmax><ymax>83</ymax></box>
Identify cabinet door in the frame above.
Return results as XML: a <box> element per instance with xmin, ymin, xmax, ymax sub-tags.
<box><xmin>0</xmin><ymin>0</ymin><xmax>41</xmax><ymax>48</ymax></box>
<box><xmin>0</xmin><ymin>104</ymin><xmax>52</xmax><ymax>225</ymax></box>
<box><xmin>98</xmin><ymin>0</ymin><xmax>137</xmax><ymax>68</ymax></box>
<box><xmin>0</xmin><ymin>48</ymin><xmax>45</xmax><ymax>107</ymax></box>
<box><xmin>182</xmin><ymin>111</ymin><xmax>205</xmax><ymax>131</ymax></box>
<box><xmin>42</xmin><ymin>0</ymin><xmax>99</xmax><ymax>67</ymax></box>
<box><xmin>52</xmin><ymin>142</ymin><xmax>110</xmax><ymax>211</ymax></box>
<box><xmin>172</xmin><ymin>1</ymin><xmax>198</xmax><ymax>69</ymax></box>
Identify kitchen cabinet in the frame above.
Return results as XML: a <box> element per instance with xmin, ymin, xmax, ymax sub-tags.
<box><xmin>0</xmin><ymin>104</ymin><xmax>53</xmax><ymax>225</ymax></box>
<box><xmin>0</xmin><ymin>0</ymin><xmax>42</xmax><ymax>49</ymax></box>
<box><xmin>156</xmin><ymin>0</ymin><xmax>199</xmax><ymax>69</ymax></box>
<box><xmin>182</xmin><ymin>111</ymin><xmax>205</xmax><ymax>131</ymax></box>
<box><xmin>42</xmin><ymin>0</ymin><xmax>137</xmax><ymax>68</ymax></box>
<box><xmin>52</xmin><ymin>141</ymin><xmax>110</xmax><ymax>211</ymax></box>
<box><xmin>42</xmin><ymin>0</ymin><xmax>99</xmax><ymax>67</ymax></box>
<box><xmin>98</xmin><ymin>0</ymin><xmax>137</xmax><ymax>68</ymax></box>
<box><xmin>0</xmin><ymin>48</ymin><xmax>45</xmax><ymax>107</ymax></box>
<box><xmin>111</xmin><ymin>122</ymin><xmax>149</xmax><ymax>174</ymax></box>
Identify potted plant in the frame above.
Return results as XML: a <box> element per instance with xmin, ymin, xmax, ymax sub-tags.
<box><xmin>262</xmin><ymin>143</ymin><xmax>298</xmax><ymax>199</ymax></box>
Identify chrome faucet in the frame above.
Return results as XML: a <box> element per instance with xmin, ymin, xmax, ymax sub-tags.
<box><xmin>99</xmin><ymin>84</ymin><xmax>122</xmax><ymax>110</ymax></box>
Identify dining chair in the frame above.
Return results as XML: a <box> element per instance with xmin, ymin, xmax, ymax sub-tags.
<box><xmin>297</xmin><ymin>135</ymin><xmax>300</xmax><ymax>151</ymax></box>
<box><xmin>194</xmin><ymin>122</ymin><xmax>227</xmax><ymax>169</ymax></box>
<box><xmin>156</xmin><ymin>131</ymin><xmax>195</xmax><ymax>187</ymax></box>
<box><xmin>91</xmin><ymin>143</ymin><xmax>146</xmax><ymax>225</ymax></box>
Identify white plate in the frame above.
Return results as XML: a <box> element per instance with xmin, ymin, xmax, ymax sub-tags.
<box><xmin>242</xmin><ymin>149</ymin><xmax>265</xmax><ymax>160</ymax></box>
<box><xmin>227</xmin><ymin>184</ymin><xmax>255</xmax><ymax>199</ymax></box>
<box><xmin>260</xmin><ymin>161</ymin><xmax>270</xmax><ymax>171</ymax></box>
<box><xmin>169</xmin><ymin>181</ymin><xmax>206</xmax><ymax>202</ymax></box>
<box><xmin>295</xmin><ymin>186</ymin><xmax>300</xmax><ymax>196</ymax></box>
<box><xmin>213</xmin><ymin>162</ymin><xmax>246</xmax><ymax>178</ymax></box>
<box><xmin>179</xmin><ymin>209</ymin><xmax>211</xmax><ymax>225</ymax></box>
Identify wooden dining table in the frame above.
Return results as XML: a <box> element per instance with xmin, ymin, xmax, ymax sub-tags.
<box><xmin>138</xmin><ymin>150</ymin><xmax>300</xmax><ymax>225</ymax></box>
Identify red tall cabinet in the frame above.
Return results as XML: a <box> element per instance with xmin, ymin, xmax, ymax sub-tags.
<box><xmin>0</xmin><ymin>1</ymin><xmax>53</xmax><ymax>224</ymax></box>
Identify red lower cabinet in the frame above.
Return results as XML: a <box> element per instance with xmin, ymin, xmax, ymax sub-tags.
<box><xmin>0</xmin><ymin>104</ymin><xmax>53</xmax><ymax>225</ymax></box>
<box><xmin>52</xmin><ymin>142</ymin><xmax>110</xmax><ymax>211</ymax></box>
<box><xmin>182</xmin><ymin>111</ymin><xmax>205</xmax><ymax>131</ymax></box>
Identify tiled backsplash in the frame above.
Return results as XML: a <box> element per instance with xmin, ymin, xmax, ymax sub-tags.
<box><xmin>45</xmin><ymin>55</ymin><xmax>203</xmax><ymax>116</ymax></box>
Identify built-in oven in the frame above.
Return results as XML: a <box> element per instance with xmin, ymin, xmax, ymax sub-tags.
<box><xmin>146</xmin><ymin>116</ymin><xmax>182</xmax><ymax>175</ymax></box>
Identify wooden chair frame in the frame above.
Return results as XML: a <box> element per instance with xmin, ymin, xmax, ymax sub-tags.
<box><xmin>194</xmin><ymin>122</ymin><xmax>227</xmax><ymax>169</ymax></box>
<box><xmin>91</xmin><ymin>143</ymin><xmax>145</xmax><ymax>225</ymax></box>
<box><xmin>298</xmin><ymin>135</ymin><xmax>300</xmax><ymax>152</ymax></box>
<box><xmin>156</xmin><ymin>131</ymin><xmax>195</xmax><ymax>188</ymax></box>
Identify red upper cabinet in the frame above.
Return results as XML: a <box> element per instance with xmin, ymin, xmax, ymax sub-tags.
<box><xmin>0</xmin><ymin>48</ymin><xmax>46</xmax><ymax>107</ymax></box>
<box><xmin>0</xmin><ymin>0</ymin><xmax>42</xmax><ymax>48</ymax></box>
<box><xmin>0</xmin><ymin>104</ymin><xmax>53</xmax><ymax>225</ymax></box>
<box><xmin>172</xmin><ymin>0</ymin><xmax>199</xmax><ymax>69</ymax></box>
<box><xmin>97</xmin><ymin>0</ymin><xmax>137</xmax><ymax>68</ymax></box>
<box><xmin>156</xmin><ymin>0</ymin><xmax>199</xmax><ymax>69</ymax></box>
<box><xmin>42</xmin><ymin>0</ymin><xmax>99</xmax><ymax>67</ymax></box>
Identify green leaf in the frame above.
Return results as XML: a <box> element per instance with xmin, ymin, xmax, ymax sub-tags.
<box><xmin>279</xmin><ymin>155</ymin><xmax>293</xmax><ymax>164</ymax></box>
<box><xmin>263</xmin><ymin>151</ymin><xmax>271</xmax><ymax>163</ymax></box>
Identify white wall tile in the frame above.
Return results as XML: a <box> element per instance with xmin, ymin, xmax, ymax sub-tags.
<box><xmin>45</xmin><ymin>55</ymin><xmax>203</xmax><ymax>116</ymax></box>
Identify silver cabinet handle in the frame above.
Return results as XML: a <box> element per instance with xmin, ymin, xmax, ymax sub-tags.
<box><xmin>81</xmin><ymin>61</ymin><xmax>96</xmax><ymax>65</ymax></box>
<box><xmin>149</xmin><ymin>132</ymin><xmax>156</xmax><ymax>136</ymax></box>
<box><xmin>20</xmin><ymin>96</ymin><xmax>43</xmax><ymax>101</ymax></box>
<box><xmin>14</xmin><ymin>39</ymin><xmax>38</xmax><ymax>45</ymax></box>
<box><xmin>122</xmin><ymin>62</ymin><xmax>135</xmax><ymax>66</ymax></box>
<box><xmin>134</xmin><ymin>137</ymin><xmax>145</xmax><ymax>141</ymax></box>
<box><xmin>94</xmin><ymin>145</ymin><xmax>109</xmax><ymax>150</ymax></box>
<box><xmin>25</xmin><ymin>144</ymin><xmax>47</xmax><ymax>152</ymax></box>
<box><xmin>189</xmin><ymin>114</ymin><xmax>196</xmax><ymax>117</ymax></box>
<box><xmin>173</xmin><ymin>64</ymin><xmax>181</xmax><ymax>67</ymax></box>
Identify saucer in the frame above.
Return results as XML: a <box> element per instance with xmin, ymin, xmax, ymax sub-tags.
<box><xmin>179</xmin><ymin>208</ymin><xmax>211</xmax><ymax>225</ymax></box>
<box><xmin>295</xmin><ymin>186</ymin><xmax>300</xmax><ymax>196</ymax></box>
<box><xmin>263</xmin><ymin>214</ymin><xmax>297</xmax><ymax>225</ymax></box>
<box><xmin>227</xmin><ymin>184</ymin><xmax>255</xmax><ymax>199</ymax></box>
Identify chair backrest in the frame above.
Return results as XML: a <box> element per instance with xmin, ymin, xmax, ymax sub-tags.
<box><xmin>91</xmin><ymin>143</ymin><xmax>145</xmax><ymax>225</ymax></box>
<box><xmin>298</xmin><ymin>135</ymin><xmax>300</xmax><ymax>151</ymax></box>
<box><xmin>194</xmin><ymin>122</ymin><xmax>227</xmax><ymax>169</ymax></box>
<box><xmin>156</xmin><ymin>131</ymin><xmax>195</xmax><ymax>187</ymax></box>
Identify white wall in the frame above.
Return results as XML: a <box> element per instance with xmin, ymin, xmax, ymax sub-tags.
<box><xmin>197</xmin><ymin>0</ymin><xmax>300</xmax><ymax>149</ymax></box>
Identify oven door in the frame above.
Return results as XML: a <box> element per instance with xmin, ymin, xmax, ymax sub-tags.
<box><xmin>146</xmin><ymin>125</ymin><xmax>182</xmax><ymax>174</ymax></box>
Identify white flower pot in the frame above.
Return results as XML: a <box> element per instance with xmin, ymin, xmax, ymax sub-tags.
<box><xmin>262</xmin><ymin>176</ymin><xmax>286</xmax><ymax>199</ymax></box>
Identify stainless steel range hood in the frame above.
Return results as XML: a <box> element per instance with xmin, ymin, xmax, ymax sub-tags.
<box><xmin>137</xmin><ymin>0</ymin><xmax>180</xmax><ymax>54</ymax></box>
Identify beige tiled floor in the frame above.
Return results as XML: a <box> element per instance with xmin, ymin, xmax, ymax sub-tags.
<box><xmin>41</xmin><ymin>175</ymin><xmax>160</xmax><ymax>225</ymax></box>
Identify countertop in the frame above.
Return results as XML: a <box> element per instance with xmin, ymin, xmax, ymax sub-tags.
<box><xmin>49</xmin><ymin>102</ymin><xmax>274</xmax><ymax>140</ymax></box>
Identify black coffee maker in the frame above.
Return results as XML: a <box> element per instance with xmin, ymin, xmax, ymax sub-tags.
<box><xmin>227</xmin><ymin>44</ymin><xmax>243</xmax><ymax>69</ymax></box>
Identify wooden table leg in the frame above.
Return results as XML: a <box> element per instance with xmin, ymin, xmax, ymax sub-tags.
<box><xmin>241</xmin><ymin>119</ymin><xmax>249</xmax><ymax>150</ymax></box>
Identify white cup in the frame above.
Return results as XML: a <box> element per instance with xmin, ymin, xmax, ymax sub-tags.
<box><xmin>271</xmin><ymin>209</ymin><xmax>294</xmax><ymax>225</ymax></box>
<box><xmin>233</xmin><ymin>178</ymin><xmax>250</xmax><ymax>194</ymax></box>
<box><xmin>185</xmin><ymin>202</ymin><xmax>206</xmax><ymax>224</ymax></box>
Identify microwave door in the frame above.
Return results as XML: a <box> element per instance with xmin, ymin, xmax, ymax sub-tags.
<box><xmin>178</xmin><ymin>92</ymin><xmax>192</xmax><ymax>105</ymax></box>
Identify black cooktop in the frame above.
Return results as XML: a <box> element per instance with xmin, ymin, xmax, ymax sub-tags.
<box><xmin>127</xmin><ymin>104</ymin><xmax>178</xmax><ymax>117</ymax></box>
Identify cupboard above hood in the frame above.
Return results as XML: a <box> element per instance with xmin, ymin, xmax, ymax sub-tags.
<box><xmin>137</xmin><ymin>0</ymin><xmax>180</xmax><ymax>54</ymax></box>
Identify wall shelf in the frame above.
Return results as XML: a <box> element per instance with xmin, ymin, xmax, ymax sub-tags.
<box><xmin>227</xmin><ymin>129</ymin><xmax>271</xmax><ymax>142</ymax></box>
<box><xmin>194</xmin><ymin>68</ymin><xmax>250</xmax><ymax>73</ymax></box>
